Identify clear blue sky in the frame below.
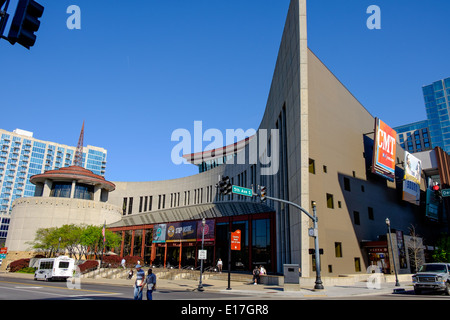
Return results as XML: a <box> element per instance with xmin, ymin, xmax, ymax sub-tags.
<box><xmin>1</xmin><ymin>0</ymin><xmax>449</xmax><ymax>182</ymax></box>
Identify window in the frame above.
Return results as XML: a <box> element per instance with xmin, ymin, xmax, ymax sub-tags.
<box><xmin>335</xmin><ymin>242</ymin><xmax>343</xmax><ymax>257</ymax></box>
<box><xmin>326</xmin><ymin>193</ymin><xmax>334</xmax><ymax>209</ymax></box>
<box><xmin>122</xmin><ymin>198</ymin><xmax>127</xmax><ymax>216</ymax></box>
<box><xmin>368</xmin><ymin>207</ymin><xmax>374</xmax><ymax>220</ymax></box>
<box><xmin>353</xmin><ymin>211</ymin><xmax>360</xmax><ymax>225</ymax></box>
<box><xmin>355</xmin><ymin>258</ymin><xmax>361</xmax><ymax>272</ymax></box>
<box><xmin>309</xmin><ymin>159</ymin><xmax>315</xmax><ymax>174</ymax></box>
<box><xmin>128</xmin><ymin>197</ymin><xmax>133</xmax><ymax>215</ymax></box>
<box><xmin>344</xmin><ymin>177</ymin><xmax>351</xmax><ymax>191</ymax></box>
<box><xmin>323</xmin><ymin>165</ymin><xmax>327</xmax><ymax>173</ymax></box>
<box><xmin>50</xmin><ymin>182</ymin><xmax>72</xmax><ymax>198</ymax></box>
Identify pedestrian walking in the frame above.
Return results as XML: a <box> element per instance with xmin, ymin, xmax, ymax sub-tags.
<box><xmin>128</xmin><ymin>269</ymin><xmax>134</xmax><ymax>279</ymax></box>
<box><xmin>252</xmin><ymin>266</ymin><xmax>260</xmax><ymax>285</ymax></box>
<box><xmin>217</xmin><ymin>258</ymin><xmax>223</xmax><ymax>273</ymax></box>
<box><xmin>143</xmin><ymin>268</ymin><xmax>157</xmax><ymax>300</ymax></box>
<box><xmin>133</xmin><ymin>264</ymin><xmax>145</xmax><ymax>300</ymax></box>
<box><xmin>121</xmin><ymin>258</ymin><xmax>126</xmax><ymax>269</ymax></box>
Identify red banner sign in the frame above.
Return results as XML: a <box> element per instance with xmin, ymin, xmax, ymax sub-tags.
<box><xmin>231</xmin><ymin>230</ymin><xmax>241</xmax><ymax>251</ymax></box>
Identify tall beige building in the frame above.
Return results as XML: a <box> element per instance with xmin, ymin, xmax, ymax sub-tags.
<box><xmin>105</xmin><ymin>0</ymin><xmax>443</xmax><ymax>278</ymax></box>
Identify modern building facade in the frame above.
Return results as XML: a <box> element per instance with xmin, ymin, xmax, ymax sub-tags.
<box><xmin>0</xmin><ymin>128</ymin><xmax>107</xmax><ymax>245</ymax></box>
<box><xmin>422</xmin><ymin>77</ymin><xmax>450</xmax><ymax>153</ymax></box>
<box><xmin>394</xmin><ymin>120</ymin><xmax>432</xmax><ymax>153</ymax></box>
<box><xmin>104</xmin><ymin>0</ymin><xmax>446</xmax><ymax>278</ymax></box>
<box><xmin>4</xmin><ymin>0</ymin><xmax>447</xmax><ymax>278</ymax></box>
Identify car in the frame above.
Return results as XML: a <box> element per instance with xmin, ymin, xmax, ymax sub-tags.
<box><xmin>412</xmin><ymin>263</ymin><xmax>450</xmax><ymax>295</ymax></box>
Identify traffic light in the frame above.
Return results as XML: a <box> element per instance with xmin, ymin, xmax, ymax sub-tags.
<box><xmin>260</xmin><ymin>186</ymin><xmax>266</xmax><ymax>202</ymax></box>
<box><xmin>432</xmin><ymin>184</ymin><xmax>441</xmax><ymax>200</ymax></box>
<box><xmin>8</xmin><ymin>0</ymin><xmax>44</xmax><ymax>49</ymax></box>
<box><xmin>217</xmin><ymin>176</ymin><xmax>232</xmax><ymax>195</ymax></box>
<box><xmin>223</xmin><ymin>176</ymin><xmax>232</xmax><ymax>195</ymax></box>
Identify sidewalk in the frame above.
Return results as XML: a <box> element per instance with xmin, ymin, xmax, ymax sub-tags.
<box><xmin>0</xmin><ymin>271</ymin><xmax>413</xmax><ymax>299</ymax></box>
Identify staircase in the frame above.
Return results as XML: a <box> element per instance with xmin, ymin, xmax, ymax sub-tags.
<box><xmin>80</xmin><ymin>267</ymin><xmax>254</xmax><ymax>282</ymax></box>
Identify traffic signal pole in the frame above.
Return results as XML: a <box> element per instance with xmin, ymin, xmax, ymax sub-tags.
<box><xmin>262</xmin><ymin>194</ymin><xmax>324</xmax><ymax>290</ymax></box>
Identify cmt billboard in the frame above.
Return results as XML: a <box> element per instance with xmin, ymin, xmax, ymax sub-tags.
<box><xmin>402</xmin><ymin>151</ymin><xmax>422</xmax><ymax>205</ymax></box>
<box><xmin>372</xmin><ymin>118</ymin><xmax>397</xmax><ymax>181</ymax></box>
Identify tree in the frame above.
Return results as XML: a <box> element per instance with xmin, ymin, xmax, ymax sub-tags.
<box><xmin>407</xmin><ymin>225</ymin><xmax>425</xmax><ymax>273</ymax></box>
<box><xmin>29</xmin><ymin>223</ymin><xmax>121</xmax><ymax>260</ymax></box>
<box><xmin>79</xmin><ymin>225</ymin><xmax>121</xmax><ymax>259</ymax></box>
<box><xmin>26</xmin><ymin>227</ymin><xmax>59</xmax><ymax>257</ymax></box>
<box><xmin>432</xmin><ymin>234</ymin><xmax>450</xmax><ymax>263</ymax></box>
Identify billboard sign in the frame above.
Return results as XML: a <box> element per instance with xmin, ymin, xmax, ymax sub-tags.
<box><xmin>196</xmin><ymin>219</ymin><xmax>215</xmax><ymax>241</ymax></box>
<box><xmin>152</xmin><ymin>224</ymin><xmax>167</xmax><ymax>243</ymax></box>
<box><xmin>372</xmin><ymin>118</ymin><xmax>397</xmax><ymax>181</ymax></box>
<box><xmin>402</xmin><ymin>151</ymin><xmax>422</xmax><ymax>205</ymax></box>
<box><xmin>166</xmin><ymin>221</ymin><xmax>198</xmax><ymax>242</ymax></box>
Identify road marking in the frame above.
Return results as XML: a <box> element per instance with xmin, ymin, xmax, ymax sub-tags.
<box><xmin>0</xmin><ymin>280</ymin><xmax>120</xmax><ymax>295</ymax></box>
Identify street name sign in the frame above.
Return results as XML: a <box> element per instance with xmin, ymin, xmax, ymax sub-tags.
<box><xmin>232</xmin><ymin>185</ymin><xmax>253</xmax><ymax>197</ymax></box>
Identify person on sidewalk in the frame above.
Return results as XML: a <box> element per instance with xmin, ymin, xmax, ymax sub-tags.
<box><xmin>252</xmin><ymin>266</ymin><xmax>260</xmax><ymax>285</ymax></box>
<box><xmin>217</xmin><ymin>258</ymin><xmax>223</xmax><ymax>273</ymax></box>
<box><xmin>143</xmin><ymin>268</ymin><xmax>157</xmax><ymax>300</ymax></box>
<box><xmin>121</xmin><ymin>258</ymin><xmax>126</xmax><ymax>269</ymax></box>
<box><xmin>133</xmin><ymin>264</ymin><xmax>145</xmax><ymax>300</ymax></box>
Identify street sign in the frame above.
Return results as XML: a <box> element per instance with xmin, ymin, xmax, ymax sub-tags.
<box><xmin>232</xmin><ymin>185</ymin><xmax>253</xmax><ymax>197</ymax></box>
<box><xmin>442</xmin><ymin>189</ymin><xmax>450</xmax><ymax>197</ymax></box>
<box><xmin>231</xmin><ymin>229</ymin><xmax>241</xmax><ymax>250</ymax></box>
<box><xmin>198</xmin><ymin>249</ymin><xmax>207</xmax><ymax>260</ymax></box>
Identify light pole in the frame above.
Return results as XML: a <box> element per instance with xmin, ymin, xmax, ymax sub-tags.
<box><xmin>311</xmin><ymin>201</ymin><xmax>324</xmax><ymax>290</ymax></box>
<box><xmin>385</xmin><ymin>218</ymin><xmax>400</xmax><ymax>287</ymax></box>
<box><xmin>197</xmin><ymin>218</ymin><xmax>206</xmax><ymax>291</ymax></box>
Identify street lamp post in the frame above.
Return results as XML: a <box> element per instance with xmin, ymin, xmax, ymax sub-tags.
<box><xmin>311</xmin><ymin>201</ymin><xmax>324</xmax><ymax>290</ymax></box>
<box><xmin>197</xmin><ymin>218</ymin><xmax>206</xmax><ymax>291</ymax></box>
<box><xmin>385</xmin><ymin>218</ymin><xmax>400</xmax><ymax>287</ymax></box>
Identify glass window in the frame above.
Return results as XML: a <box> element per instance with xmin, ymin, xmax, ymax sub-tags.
<box><xmin>423</xmin><ymin>85</ymin><xmax>434</xmax><ymax>96</ymax></box>
<box><xmin>133</xmin><ymin>230</ymin><xmax>142</xmax><ymax>257</ymax></box>
<box><xmin>355</xmin><ymin>258</ymin><xmax>361</xmax><ymax>272</ymax></box>
<box><xmin>74</xmin><ymin>183</ymin><xmax>94</xmax><ymax>200</ymax></box>
<box><xmin>433</xmin><ymin>81</ymin><xmax>443</xmax><ymax>91</ymax></box>
<box><xmin>445</xmin><ymin>78</ymin><xmax>450</xmax><ymax>89</ymax></box>
<box><xmin>309</xmin><ymin>159</ymin><xmax>315</xmax><ymax>174</ymax></box>
<box><xmin>326</xmin><ymin>194</ymin><xmax>334</xmax><ymax>209</ymax></box>
<box><xmin>50</xmin><ymin>182</ymin><xmax>71</xmax><ymax>198</ymax></box>
<box><xmin>335</xmin><ymin>242</ymin><xmax>343</xmax><ymax>258</ymax></box>
<box><xmin>252</xmin><ymin>219</ymin><xmax>271</xmax><ymax>272</ymax></box>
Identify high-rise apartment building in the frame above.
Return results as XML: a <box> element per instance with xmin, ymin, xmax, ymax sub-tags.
<box><xmin>0</xmin><ymin>128</ymin><xmax>107</xmax><ymax>244</ymax></box>
<box><xmin>423</xmin><ymin>77</ymin><xmax>450</xmax><ymax>153</ymax></box>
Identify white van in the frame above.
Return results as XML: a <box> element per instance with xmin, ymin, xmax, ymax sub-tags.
<box><xmin>34</xmin><ymin>256</ymin><xmax>75</xmax><ymax>281</ymax></box>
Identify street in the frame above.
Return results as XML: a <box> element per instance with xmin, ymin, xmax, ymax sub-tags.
<box><xmin>1</xmin><ymin>275</ymin><xmax>449</xmax><ymax>301</ymax></box>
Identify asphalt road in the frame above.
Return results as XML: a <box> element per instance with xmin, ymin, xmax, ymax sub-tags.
<box><xmin>1</xmin><ymin>275</ymin><xmax>449</xmax><ymax>301</ymax></box>
<box><xmin>0</xmin><ymin>276</ymin><xmax>249</xmax><ymax>300</ymax></box>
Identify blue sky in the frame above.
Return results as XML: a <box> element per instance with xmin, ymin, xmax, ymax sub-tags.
<box><xmin>1</xmin><ymin>0</ymin><xmax>449</xmax><ymax>182</ymax></box>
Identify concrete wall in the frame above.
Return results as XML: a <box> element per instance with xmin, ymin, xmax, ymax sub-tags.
<box><xmin>5</xmin><ymin>197</ymin><xmax>122</xmax><ymax>252</ymax></box>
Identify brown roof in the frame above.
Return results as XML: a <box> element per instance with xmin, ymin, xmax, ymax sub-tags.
<box><xmin>30</xmin><ymin>166</ymin><xmax>115</xmax><ymax>191</ymax></box>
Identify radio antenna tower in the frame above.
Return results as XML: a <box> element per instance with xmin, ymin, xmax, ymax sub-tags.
<box><xmin>74</xmin><ymin>121</ymin><xmax>84</xmax><ymax>167</ymax></box>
